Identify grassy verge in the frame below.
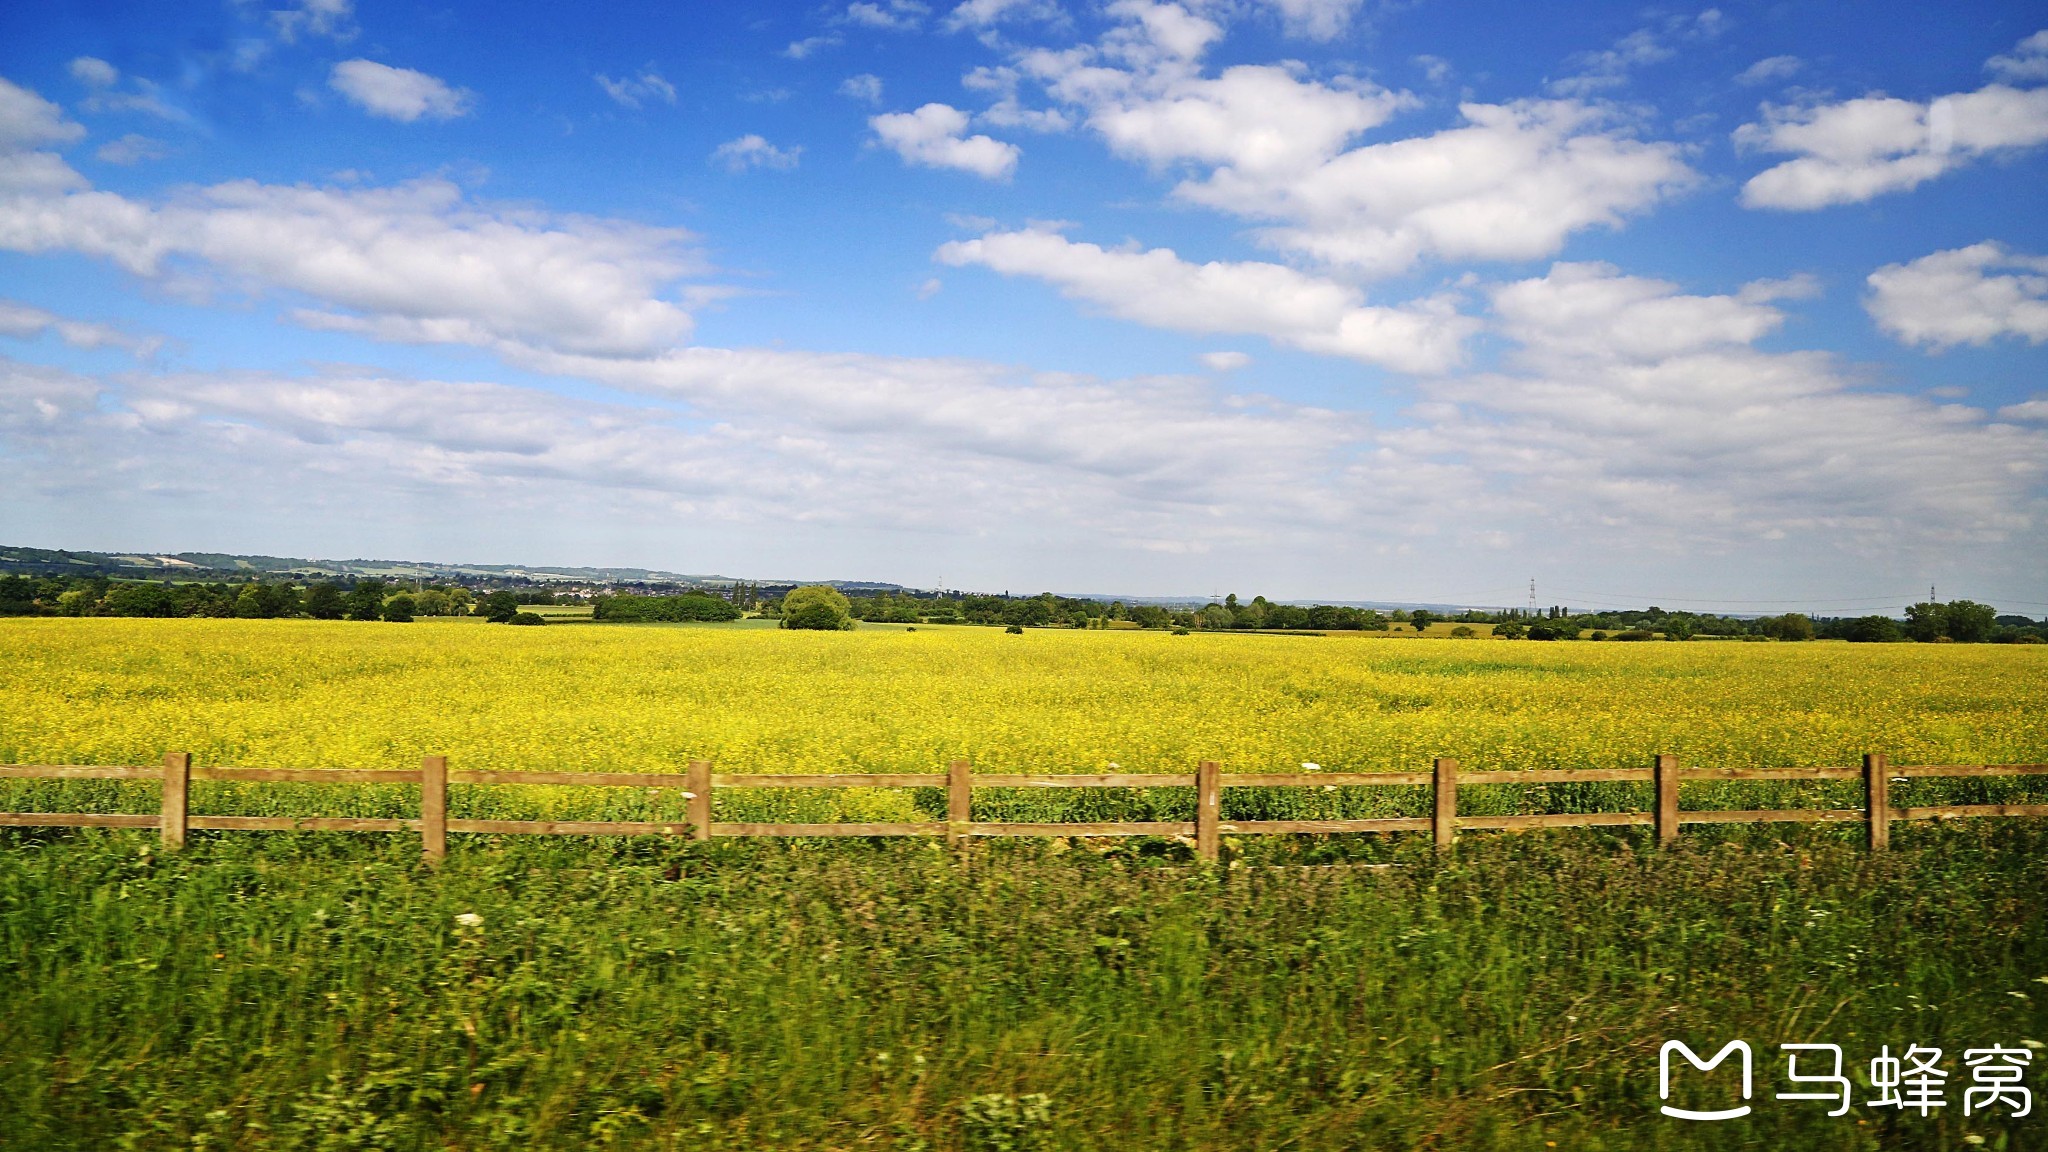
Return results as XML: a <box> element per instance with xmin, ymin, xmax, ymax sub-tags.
<box><xmin>3</xmin><ymin>823</ymin><xmax>2043</xmax><ymax>1150</ymax></box>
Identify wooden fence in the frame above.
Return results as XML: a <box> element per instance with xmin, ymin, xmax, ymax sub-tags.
<box><xmin>3</xmin><ymin>755</ymin><xmax>2046</xmax><ymax>863</ymax></box>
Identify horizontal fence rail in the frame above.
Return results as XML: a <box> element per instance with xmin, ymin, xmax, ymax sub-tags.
<box><xmin>1</xmin><ymin>754</ymin><xmax>2046</xmax><ymax>863</ymax></box>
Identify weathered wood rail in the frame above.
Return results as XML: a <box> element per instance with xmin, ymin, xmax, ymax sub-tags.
<box><xmin>2</xmin><ymin>755</ymin><xmax>2046</xmax><ymax>863</ymax></box>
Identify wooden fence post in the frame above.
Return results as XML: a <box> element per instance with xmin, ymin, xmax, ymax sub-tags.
<box><xmin>1433</xmin><ymin>757</ymin><xmax>1457</xmax><ymax>853</ymax></box>
<box><xmin>947</xmin><ymin>759</ymin><xmax>972</xmax><ymax>849</ymax></box>
<box><xmin>1654</xmin><ymin>754</ymin><xmax>1680</xmax><ymax>845</ymax></box>
<box><xmin>160</xmin><ymin>751</ymin><xmax>190</xmax><ymax>849</ymax></box>
<box><xmin>1195</xmin><ymin>760</ymin><xmax>1221</xmax><ymax>863</ymax></box>
<box><xmin>1864</xmin><ymin>753</ymin><xmax>1889</xmax><ymax>852</ymax></box>
<box><xmin>420</xmin><ymin>755</ymin><xmax>447</xmax><ymax>866</ymax></box>
<box><xmin>687</xmin><ymin>759</ymin><xmax>712</xmax><ymax>842</ymax></box>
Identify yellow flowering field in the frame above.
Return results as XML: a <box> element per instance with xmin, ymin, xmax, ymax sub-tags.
<box><xmin>2</xmin><ymin>617</ymin><xmax>2042</xmax><ymax>776</ymax></box>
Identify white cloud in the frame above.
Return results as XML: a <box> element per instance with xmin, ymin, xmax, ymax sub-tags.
<box><xmin>0</xmin><ymin>163</ymin><xmax>702</xmax><ymax>356</ymax></box>
<box><xmin>0</xmin><ymin>77</ymin><xmax>85</xmax><ymax>150</ymax></box>
<box><xmin>711</xmin><ymin>134</ymin><xmax>802</xmax><ymax>172</ymax></box>
<box><xmin>0</xmin><ymin>298</ymin><xmax>158</xmax><ymax>357</ymax></box>
<box><xmin>870</xmin><ymin>103</ymin><xmax>1020</xmax><ymax>178</ymax></box>
<box><xmin>839</xmin><ymin>73</ymin><xmax>885</xmax><ymax>103</ymax></box>
<box><xmin>784</xmin><ymin>36</ymin><xmax>841</xmax><ymax>60</ymax></box>
<box><xmin>1414</xmin><ymin>262</ymin><xmax>2048</xmax><ymax>552</ymax></box>
<box><xmin>271</xmin><ymin>0</ymin><xmax>356</xmax><ymax>43</ymax></box>
<box><xmin>1549</xmin><ymin>29</ymin><xmax>1672</xmax><ymax>98</ymax></box>
<box><xmin>842</xmin><ymin>1</ymin><xmax>928</xmax><ymax>30</ymax></box>
<box><xmin>962</xmin><ymin>66</ymin><xmax>1071</xmax><ymax>131</ymax></box>
<box><xmin>329</xmin><ymin>60</ymin><xmax>474</xmax><ymax>122</ymax></box>
<box><xmin>1999</xmin><ymin>396</ymin><xmax>2048</xmax><ymax>422</ymax></box>
<box><xmin>596</xmin><ymin>69</ymin><xmax>677</xmax><ymax>109</ymax></box>
<box><xmin>1412</xmin><ymin>55</ymin><xmax>1451</xmax><ymax>84</ymax></box>
<box><xmin>936</xmin><ymin>226</ymin><xmax>1477</xmax><ymax>373</ymax></box>
<box><xmin>1200</xmin><ymin>350</ymin><xmax>1250</xmax><ymax>371</ymax></box>
<box><xmin>1009</xmin><ymin>8</ymin><xmax>1692</xmax><ymax>277</ymax></box>
<box><xmin>1866</xmin><ymin>242</ymin><xmax>2048</xmax><ymax>349</ymax></box>
<box><xmin>68</xmin><ymin>57</ymin><xmax>119</xmax><ymax>88</ymax></box>
<box><xmin>1737</xmin><ymin>34</ymin><xmax>2048</xmax><ymax>209</ymax></box>
<box><xmin>95</xmin><ymin>133</ymin><xmax>169</xmax><ymax>165</ymax></box>
<box><xmin>1261</xmin><ymin>0</ymin><xmax>1368</xmax><ymax>42</ymax></box>
<box><xmin>942</xmin><ymin>0</ymin><xmax>1063</xmax><ymax>32</ymax></box>
<box><xmin>1986</xmin><ymin>29</ymin><xmax>2048</xmax><ymax>83</ymax></box>
<box><xmin>1735</xmin><ymin>55</ymin><xmax>1801</xmax><ymax>86</ymax></box>
<box><xmin>1192</xmin><ymin>99</ymin><xmax>1694</xmax><ymax>276</ymax></box>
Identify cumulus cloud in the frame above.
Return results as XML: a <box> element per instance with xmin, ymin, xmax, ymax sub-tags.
<box><xmin>1735</xmin><ymin>55</ymin><xmax>1801</xmax><ymax>86</ymax></box>
<box><xmin>1986</xmin><ymin>30</ymin><xmax>2048</xmax><ymax>83</ymax></box>
<box><xmin>329</xmin><ymin>60</ymin><xmax>474</xmax><ymax>122</ymax></box>
<box><xmin>68</xmin><ymin>57</ymin><xmax>119</xmax><ymax>88</ymax></box>
<box><xmin>596</xmin><ymin>69</ymin><xmax>676</xmax><ymax>109</ymax></box>
<box><xmin>839</xmin><ymin>73</ymin><xmax>884</xmax><ymax>103</ymax></box>
<box><xmin>1866</xmin><ymin>242</ymin><xmax>2048</xmax><ymax>349</ymax></box>
<box><xmin>1200</xmin><ymin>350</ymin><xmax>1250</xmax><ymax>371</ymax></box>
<box><xmin>0</xmin><ymin>298</ymin><xmax>158</xmax><ymax>357</ymax></box>
<box><xmin>870</xmin><ymin>103</ymin><xmax>1020</xmax><ymax>178</ymax></box>
<box><xmin>1737</xmin><ymin>33</ymin><xmax>2048</xmax><ymax>209</ymax></box>
<box><xmin>937</xmin><ymin>227</ymin><xmax>1476</xmax><ymax>374</ymax></box>
<box><xmin>1008</xmin><ymin>7</ymin><xmax>1692</xmax><ymax>277</ymax></box>
<box><xmin>783</xmin><ymin>36</ymin><xmax>840</xmax><ymax>60</ymax></box>
<box><xmin>1414</xmin><ymin>262</ymin><xmax>2048</xmax><ymax>551</ymax></box>
<box><xmin>0</xmin><ymin>77</ymin><xmax>85</xmax><ymax>150</ymax></box>
<box><xmin>1195</xmin><ymin>99</ymin><xmax>1694</xmax><ymax>276</ymax></box>
<box><xmin>711</xmin><ymin>134</ymin><xmax>802</xmax><ymax>172</ymax></box>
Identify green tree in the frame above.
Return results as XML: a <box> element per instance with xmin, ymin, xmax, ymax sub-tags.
<box><xmin>303</xmin><ymin>582</ymin><xmax>346</xmax><ymax>620</ymax></box>
<box><xmin>479</xmin><ymin>590</ymin><xmax>520</xmax><ymax>623</ymax></box>
<box><xmin>381</xmin><ymin>595</ymin><xmax>416</xmax><ymax>623</ymax></box>
<box><xmin>781</xmin><ymin>585</ymin><xmax>854</xmax><ymax>631</ymax></box>
<box><xmin>1843</xmin><ymin>616</ymin><xmax>1904</xmax><ymax>643</ymax></box>
<box><xmin>345</xmin><ymin>580</ymin><xmax>388</xmax><ymax>622</ymax></box>
<box><xmin>104</xmin><ymin>582</ymin><xmax>176</xmax><ymax>617</ymax></box>
<box><xmin>1903</xmin><ymin>601</ymin><xmax>1948</xmax><ymax>643</ymax></box>
<box><xmin>1944</xmin><ymin>600</ymin><xmax>1997</xmax><ymax>643</ymax></box>
<box><xmin>1409</xmin><ymin>609</ymin><xmax>1436</xmax><ymax>633</ymax></box>
<box><xmin>1757</xmin><ymin>613</ymin><xmax>1814</xmax><ymax>641</ymax></box>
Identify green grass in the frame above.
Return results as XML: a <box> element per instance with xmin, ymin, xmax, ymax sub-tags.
<box><xmin>3</xmin><ymin>823</ymin><xmax>2044</xmax><ymax>1151</ymax></box>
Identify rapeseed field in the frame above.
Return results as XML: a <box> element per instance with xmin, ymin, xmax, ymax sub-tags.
<box><xmin>3</xmin><ymin>618</ymin><xmax>2047</xmax><ymax>1150</ymax></box>
<box><xmin>3</xmin><ymin>617</ymin><xmax>2043</xmax><ymax>776</ymax></box>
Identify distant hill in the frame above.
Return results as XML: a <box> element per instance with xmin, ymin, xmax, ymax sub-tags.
<box><xmin>0</xmin><ymin>544</ymin><xmax>916</xmax><ymax>595</ymax></box>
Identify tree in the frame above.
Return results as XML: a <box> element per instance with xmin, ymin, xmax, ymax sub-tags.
<box><xmin>104</xmin><ymin>582</ymin><xmax>176</xmax><ymax>617</ymax></box>
<box><xmin>1944</xmin><ymin>600</ymin><xmax>1996</xmax><ymax>643</ymax></box>
<box><xmin>509</xmin><ymin>611</ymin><xmax>546</xmax><ymax>626</ymax></box>
<box><xmin>1757</xmin><ymin>613</ymin><xmax>1813</xmax><ymax>641</ymax></box>
<box><xmin>1410</xmin><ymin>609</ymin><xmax>1436</xmax><ymax>633</ymax></box>
<box><xmin>1903</xmin><ymin>601</ymin><xmax>1947</xmax><ymax>643</ymax></box>
<box><xmin>782</xmin><ymin>585</ymin><xmax>854</xmax><ymax>631</ymax></box>
<box><xmin>346</xmin><ymin>579</ymin><xmax>388</xmax><ymax>622</ymax></box>
<box><xmin>304</xmin><ymin>582</ymin><xmax>346</xmax><ymax>620</ymax></box>
<box><xmin>1494</xmin><ymin>621</ymin><xmax>1527</xmax><ymax>639</ymax></box>
<box><xmin>1843</xmin><ymin>616</ymin><xmax>1904</xmax><ymax>643</ymax></box>
<box><xmin>381</xmin><ymin>595</ymin><xmax>416</xmax><ymax>623</ymax></box>
<box><xmin>480</xmin><ymin>590</ymin><xmax>520</xmax><ymax>623</ymax></box>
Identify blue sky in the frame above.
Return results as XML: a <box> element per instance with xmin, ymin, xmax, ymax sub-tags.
<box><xmin>1</xmin><ymin>0</ymin><xmax>2045</xmax><ymax>612</ymax></box>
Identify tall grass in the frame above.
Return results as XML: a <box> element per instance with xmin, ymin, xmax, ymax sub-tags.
<box><xmin>3</xmin><ymin>823</ymin><xmax>2043</xmax><ymax>1150</ymax></box>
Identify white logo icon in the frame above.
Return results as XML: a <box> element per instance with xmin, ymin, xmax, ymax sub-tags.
<box><xmin>1660</xmin><ymin>1040</ymin><xmax>1754</xmax><ymax>1121</ymax></box>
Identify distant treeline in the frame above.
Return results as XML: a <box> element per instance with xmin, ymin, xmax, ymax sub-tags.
<box><xmin>0</xmin><ymin>575</ymin><xmax>571</xmax><ymax>625</ymax></box>
<box><xmin>5</xmin><ymin>572</ymin><xmax>2043</xmax><ymax>643</ymax></box>
<box><xmin>591</xmin><ymin>593</ymin><xmax>741</xmax><ymax>622</ymax></box>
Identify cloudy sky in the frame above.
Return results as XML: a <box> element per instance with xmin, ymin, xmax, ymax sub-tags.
<box><xmin>1</xmin><ymin>0</ymin><xmax>2045</xmax><ymax>611</ymax></box>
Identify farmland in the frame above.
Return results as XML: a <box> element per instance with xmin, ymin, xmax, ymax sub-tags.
<box><xmin>2</xmin><ymin>619</ymin><xmax>2047</xmax><ymax>1149</ymax></box>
